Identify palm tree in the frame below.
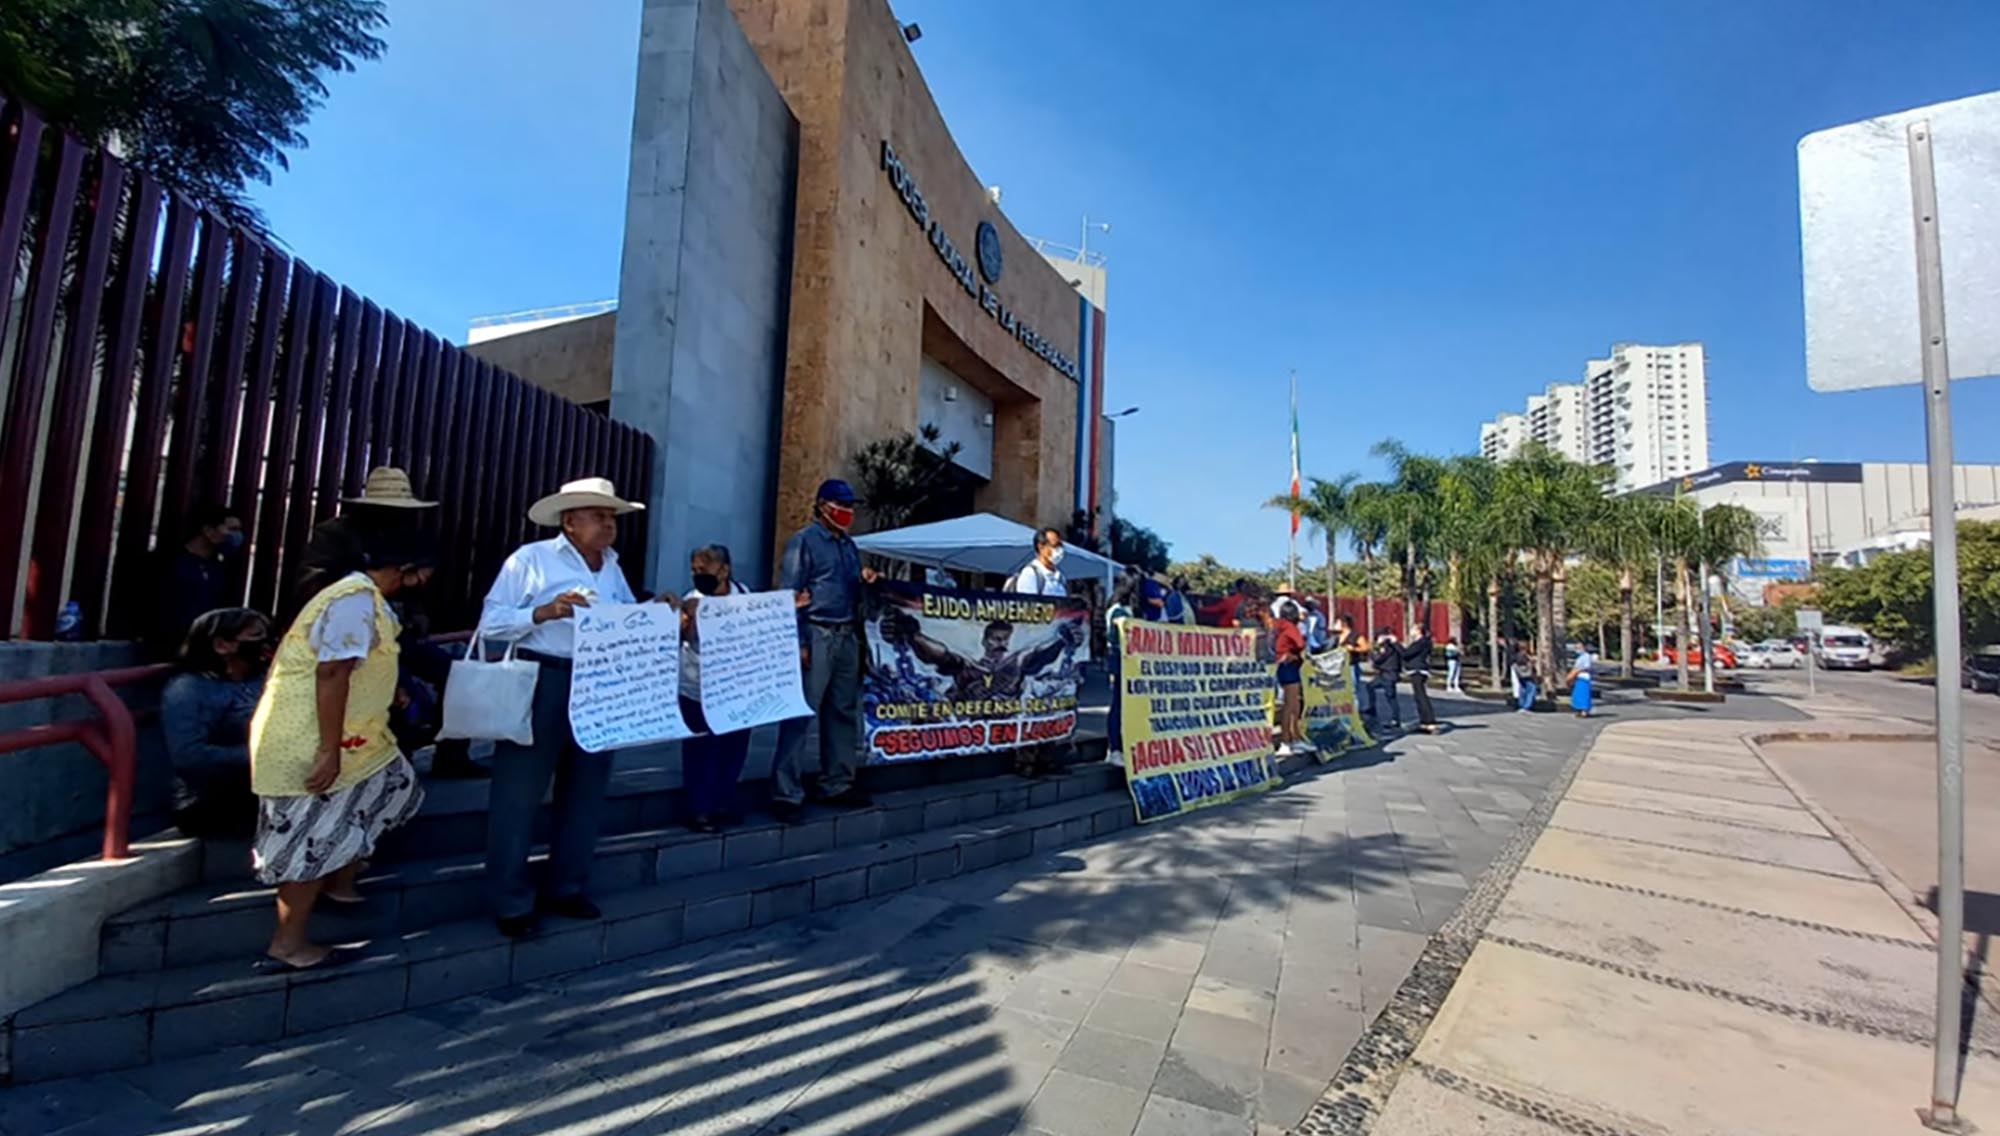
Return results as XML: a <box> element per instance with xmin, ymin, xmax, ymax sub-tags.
<box><xmin>1586</xmin><ymin>493</ymin><xmax>1670</xmax><ymax>679</ymax></box>
<box><xmin>1487</xmin><ymin>444</ymin><xmax>1611</xmax><ymax>684</ymax></box>
<box><xmin>1368</xmin><ymin>440</ymin><xmax>1452</xmax><ymax>624</ymax></box>
<box><xmin>1346</xmin><ymin>481</ymin><xmax>1392</xmax><ymax>640</ymax></box>
<box><xmin>1690</xmin><ymin>503</ymin><xmax>1764</xmax><ymax>692</ymax></box>
<box><xmin>1267</xmin><ymin>472</ymin><xmax>1359</xmax><ymax>610</ymax></box>
<box><xmin>1436</xmin><ymin>454</ymin><xmax>1499</xmax><ymax>658</ymax></box>
<box><xmin>1647</xmin><ymin>497</ymin><xmax>1703</xmax><ymax>690</ymax></box>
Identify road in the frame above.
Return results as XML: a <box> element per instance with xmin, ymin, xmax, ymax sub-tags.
<box><xmin>1740</xmin><ymin>664</ymin><xmax>2000</xmax><ymax>743</ymax></box>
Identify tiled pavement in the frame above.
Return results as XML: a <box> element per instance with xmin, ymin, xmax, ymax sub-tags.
<box><xmin>0</xmin><ymin>690</ymin><xmax>1807</xmax><ymax>1136</ymax></box>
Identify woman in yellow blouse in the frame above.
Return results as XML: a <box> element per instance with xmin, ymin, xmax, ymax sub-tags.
<box><xmin>248</xmin><ymin>529</ymin><xmax>434</xmax><ymax>970</ymax></box>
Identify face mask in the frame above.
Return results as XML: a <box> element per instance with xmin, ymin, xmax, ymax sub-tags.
<box><xmin>1046</xmin><ymin>545</ymin><xmax>1066</xmax><ymax>567</ymax></box>
<box><xmin>823</xmin><ymin>504</ymin><xmax>855</xmax><ymax>531</ymax></box>
<box><xmin>220</xmin><ymin>530</ymin><xmax>245</xmax><ymax>553</ymax></box>
<box><xmin>234</xmin><ymin>639</ymin><xmax>271</xmax><ymax>669</ymax></box>
<box><xmin>692</xmin><ymin>572</ymin><xmax>722</xmax><ymax>596</ymax></box>
<box><xmin>401</xmin><ymin>572</ymin><xmax>429</xmax><ymax>593</ymax></box>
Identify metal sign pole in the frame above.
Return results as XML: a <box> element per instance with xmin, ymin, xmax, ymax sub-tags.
<box><xmin>1908</xmin><ymin>119</ymin><xmax>1968</xmax><ymax>1134</ymax></box>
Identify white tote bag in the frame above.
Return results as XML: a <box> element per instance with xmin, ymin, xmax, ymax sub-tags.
<box><xmin>438</xmin><ymin>633</ymin><xmax>539</xmax><ymax>745</ymax></box>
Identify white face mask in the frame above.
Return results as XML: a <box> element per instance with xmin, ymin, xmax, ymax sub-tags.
<box><xmin>1046</xmin><ymin>545</ymin><xmax>1066</xmax><ymax>567</ymax></box>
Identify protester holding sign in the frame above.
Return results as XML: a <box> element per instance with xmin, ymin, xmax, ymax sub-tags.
<box><xmin>1005</xmin><ymin>526</ymin><xmax>1070</xmax><ymax>776</ymax></box>
<box><xmin>677</xmin><ymin>545</ymin><xmax>751</xmax><ymax>832</ymax></box>
<box><xmin>475</xmin><ymin>476</ymin><xmax>671</xmax><ymax>939</ymax></box>
<box><xmin>772</xmin><ymin>479</ymin><xmax>879</xmax><ymax>823</ymax></box>
<box><xmin>1272</xmin><ymin>598</ymin><xmax>1308</xmax><ymax>756</ymax></box>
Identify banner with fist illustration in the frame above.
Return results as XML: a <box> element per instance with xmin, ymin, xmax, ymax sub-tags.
<box><xmin>862</xmin><ymin>581</ymin><xmax>1090</xmax><ymax>763</ymax></box>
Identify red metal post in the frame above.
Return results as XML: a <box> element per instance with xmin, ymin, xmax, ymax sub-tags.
<box><xmin>23</xmin><ymin>154</ymin><xmax>124</xmax><ymax>638</ymax></box>
<box><xmin>74</xmin><ymin>177</ymin><xmax>163</xmax><ymax>636</ymax></box>
<box><xmin>0</xmin><ymin>138</ymin><xmax>84</xmax><ymax>635</ymax></box>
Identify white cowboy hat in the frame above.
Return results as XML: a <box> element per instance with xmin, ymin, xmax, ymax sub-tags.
<box><xmin>344</xmin><ymin>466</ymin><xmax>435</xmax><ymax>508</ymax></box>
<box><xmin>528</xmin><ymin>477</ymin><xmax>646</xmax><ymax>528</ymax></box>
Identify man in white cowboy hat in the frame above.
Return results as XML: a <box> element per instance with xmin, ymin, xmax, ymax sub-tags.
<box><xmin>477</xmin><ymin>476</ymin><xmax>671</xmax><ymax>939</ymax></box>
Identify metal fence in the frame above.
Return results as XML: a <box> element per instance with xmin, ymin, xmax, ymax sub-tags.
<box><xmin>0</xmin><ymin>94</ymin><xmax>652</xmax><ymax>640</ymax></box>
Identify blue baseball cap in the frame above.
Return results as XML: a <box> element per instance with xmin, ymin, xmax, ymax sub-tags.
<box><xmin>816</xmin><ymin>479</ymin><xmax>858</xmax><ymax>504</ymax></box>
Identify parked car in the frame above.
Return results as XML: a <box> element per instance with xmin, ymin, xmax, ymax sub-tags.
<box><xmin>1965</xmin><ymin>646</ymin><xmax>2000</xmax><ymax>693</ymax></box>
<box><xmin>1744</xmin><ymin>640</ymin><xmax>1802</xmax><ymax>669</ymax></box>
<box><xmin>1661</xmin><ymin>642</ymin><xmax>1739</xmax><ymax>669</ymax></box>
<box><xmin>1816</xmin><ymin>626</ymin><xmax>1874</xmax><ymax>671</ymax></box>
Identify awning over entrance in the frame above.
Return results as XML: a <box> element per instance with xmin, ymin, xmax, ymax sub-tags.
<box><xmin>853</xmin><ymin>513</ymin><xmax>1119</xmax><ymax>590</ymax></box>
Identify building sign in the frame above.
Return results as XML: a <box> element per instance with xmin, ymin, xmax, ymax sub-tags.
<box><xmin>1631</xmin><ymin>460</ymin><xmax>1865</xmax><ymax>497</ymax></box>
<box><xmin>881</xmin><ymin>141</ymin><xmax>1080</xmax><ymax>381</ymax></box>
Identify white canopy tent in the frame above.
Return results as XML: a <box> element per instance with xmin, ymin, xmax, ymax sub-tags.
<box><xmin>852</xmin><ymin>513</ymin><xmax>1119</xmax><ymax>590</ymax></box>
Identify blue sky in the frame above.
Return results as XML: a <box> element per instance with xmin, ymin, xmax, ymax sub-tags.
<box><xmin>254</xmin><ymin>0</ymin><xmax>2000</xmax><ymax>570</ymax></box>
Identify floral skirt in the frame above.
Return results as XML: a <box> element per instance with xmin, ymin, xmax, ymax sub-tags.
<box><xmin>253</xmin><ymin>755</ymin><xmax>424</xmax><ymax>885</ymax></box>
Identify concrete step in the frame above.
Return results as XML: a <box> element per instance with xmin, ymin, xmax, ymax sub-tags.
<box><xmin>190</xmin><ymin>737</ymin><xmax>1110</xmax><ymax>882</ymax></box>
<box><xmin>102</xmin><ymin>763</ymin><xmax>1125</xmax><ymax>975</ymax></box>
<box><xmin>1</xmin><ymin>785</ymin><xmax>1138</xmax><ymax>1084</ymax></box>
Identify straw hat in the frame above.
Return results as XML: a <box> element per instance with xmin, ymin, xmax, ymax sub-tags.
<box><xmin>345</xmin><ymin>467</ymin><xmax>435</xmax><ymax>508</ymax></box>
<box><xmin>528</xmin><ymin>477</ymin><xmax>646</xmax><ymax>528</ymax></box>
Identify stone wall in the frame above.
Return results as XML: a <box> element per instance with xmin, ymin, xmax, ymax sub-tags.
<box><xmin>729</xmin><ymin>0</ymin><xmax>1087</xmax><ymax>563</ymax></box>
<box><xmin>609</xmin><ymin>0</ymin><xmax>799</xmax><ymax>589</ymax></box>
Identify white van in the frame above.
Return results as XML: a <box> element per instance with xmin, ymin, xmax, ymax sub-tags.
<box><xmin>1816</xmin><ymin>625</ymin><xmax>1873</xmax><ymax>671</ymax></box>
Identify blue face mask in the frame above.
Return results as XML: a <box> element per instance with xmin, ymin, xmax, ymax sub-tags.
<box><xmin>220</xmin><ymin>530</ymin><xmax>246</xmax><ymax>553</ymax></box>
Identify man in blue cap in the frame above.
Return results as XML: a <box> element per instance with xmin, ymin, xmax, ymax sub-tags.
<box><xmin>771</xmin><ymin>478</ymin><xmax>878</xmax><ymax>822</ymax></box>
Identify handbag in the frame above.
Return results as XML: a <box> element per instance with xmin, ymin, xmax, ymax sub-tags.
<box><xmin>437</xmin><ymin>632</ymin><xmax>539</xmax><ymax>745</ymax></box>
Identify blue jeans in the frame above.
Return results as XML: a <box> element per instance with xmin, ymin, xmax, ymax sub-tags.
<box><xmin>1518</xmin><ymin>680</ymin><xmax>1540</xmax><ymax>711</ymax></box>
<box><xmin>1370</xmin><ymin>676</ymin><xmax>1400</xmax><ymax>726</ymax></box>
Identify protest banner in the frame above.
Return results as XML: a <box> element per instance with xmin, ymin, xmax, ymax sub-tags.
<box><xmin>1302</xmin><ymin>649</ymin><xmax>1373</xmax><ymax>761</ymax></box>
<box><xmin>569</xmin><ymin>603</ymin><xmax>692</xmax><ymax>753</ymax></box>
<box><xmin>863</xmin><ymin>580</ymin><xmax>1089</xmax><ymax>762</ymax></box>
<box><xmin>1118</xmin><ymin>621</ymin><xmax>1280</xmax><ymax>823</ymax></box>
<box><xmin>695</xmin><ymin>589</ymin><xmax>812</xmax><ymax>733</ymax></box>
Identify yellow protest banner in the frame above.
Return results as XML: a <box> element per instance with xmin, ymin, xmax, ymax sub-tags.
<box><xmin>1118</xmin><ymin>621</ymin><xmax>1280</xmax><ymax>823</ymax></box>
<box><xmin>1302</xmin><ymin>649</ymin><xmax>1373</xmax><ymax>760</ymax></box>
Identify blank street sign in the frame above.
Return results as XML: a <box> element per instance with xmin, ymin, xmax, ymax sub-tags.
<box><xmin>1799</xmin><ymin>90</ymin><xmax>2000</xmax><ymax>391</ymax></box>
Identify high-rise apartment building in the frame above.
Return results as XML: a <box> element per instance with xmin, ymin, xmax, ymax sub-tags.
<box><xmin>1526</xmin><ymin>382</ymin><xmax>1588</xmax><ymax>463</ymax></box>
<box><xmin>1584</xmin><ymin>343</ymin><xmax>1709</xmax><ymax>492</ymax></box>
<box><xmin>1477</xmin><ymin>343</ymin><xmax>1709</xmax><ymax>493</ymax></box>
<box><xmin>1479</xmin><ymin>413</ymin><xmax>1527</xmax><ymax>462</ymax></box>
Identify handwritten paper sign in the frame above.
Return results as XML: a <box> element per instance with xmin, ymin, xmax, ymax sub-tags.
<box><xmin>569</xmin><ymin>603</ymin><xmax>692</xmax><ymax>753</ymax></box>
<box><xmin>695</xmin><ymin>590</ymin><xmax>812</xmax><ymax>733</ymax></box>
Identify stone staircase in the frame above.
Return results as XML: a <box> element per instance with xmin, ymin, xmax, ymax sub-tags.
<box><xmin>1</xmin><ymin>749</ymin><xmax>1133</xmax><ymax>1084</ymax></box>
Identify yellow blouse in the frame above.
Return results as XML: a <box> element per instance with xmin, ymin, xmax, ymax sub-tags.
<box><xmin>249</xmin><ymin>574</ymin><xmax>402</xmax><ymax>797</ymax></box>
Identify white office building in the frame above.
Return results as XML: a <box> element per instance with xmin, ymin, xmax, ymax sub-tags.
<box><xmin>1630</xmin><ymin>459</ymin><xmax>2000</xmax><ymax>603</ymax></box>
<box><xmin>1478</xmin><ymin>343</ymin><xmax>1711</xmax><ymax>492</ymax></box>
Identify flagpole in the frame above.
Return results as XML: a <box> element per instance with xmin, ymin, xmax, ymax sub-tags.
<box><xmin>1288</xmin><ymin>370</ymin><xmax>1300</xmax><ymax>593</ymax></box>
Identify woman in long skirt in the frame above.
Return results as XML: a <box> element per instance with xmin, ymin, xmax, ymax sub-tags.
<box><xmin>247</xmin><ymin>530</ymin><xmax>432</xmax><ymax>970</ymax></box>
<box><xmin>1565</xmin><ymin>647</ymin><xmax>1597</xmax><ymax>719</ymax></box>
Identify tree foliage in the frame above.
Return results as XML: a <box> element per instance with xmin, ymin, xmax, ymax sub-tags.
<box><xmin>852</xmin><ymin>424</ymin><xmax>963</xmax><ymax>532</ymax></box>
<box><xmin>1110</xmin><ymin>516</ymin><xmax>1171</xmax><ymax>573</ymax></box>
<box><xmin>0</xmin><ymin>0</ymin><xmax>387</xmax><ymax>229</ymax></box>
<box><xmin>1817</xmin><ymin>521</ymin><xmax>2000</xmax><ymax>656</ymax></box>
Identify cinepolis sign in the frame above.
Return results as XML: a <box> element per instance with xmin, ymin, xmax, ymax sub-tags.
<box><xmin>881</xmin><ymin>141</ymin><xmax>1080</xmax><ymax>382</ymax></box>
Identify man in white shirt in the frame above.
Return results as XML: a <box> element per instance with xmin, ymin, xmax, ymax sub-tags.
<box><xmin>476</xmin><ymin>477</ymin><xmax>670</xmax><ymax>939</ymax></box>
<box><xmin>1007</xmin><ymin>527</ymin><xmax>1068</xmax><ymax>597</ymax></box>
<box><xmin>1006</xmin><ymin>526</ymin><xmax>1067</xmax><ymax>777</ymax></box>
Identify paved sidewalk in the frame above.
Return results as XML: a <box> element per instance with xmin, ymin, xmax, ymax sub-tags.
<box><xmin>0</xmin><ymin>693</ymin><xmax>1804</xmax><ymax>1136</ymax></box>
<box><xmin>1337</xmin><ymin>715</ymin><xmax>2000</xmax><ymax>1136</ymax></box>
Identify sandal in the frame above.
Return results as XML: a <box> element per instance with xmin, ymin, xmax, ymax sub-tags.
<box><xmin>253</xmin><ymin>946</ymin><xmax>358</xmax><ymax>975</ymax></box>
